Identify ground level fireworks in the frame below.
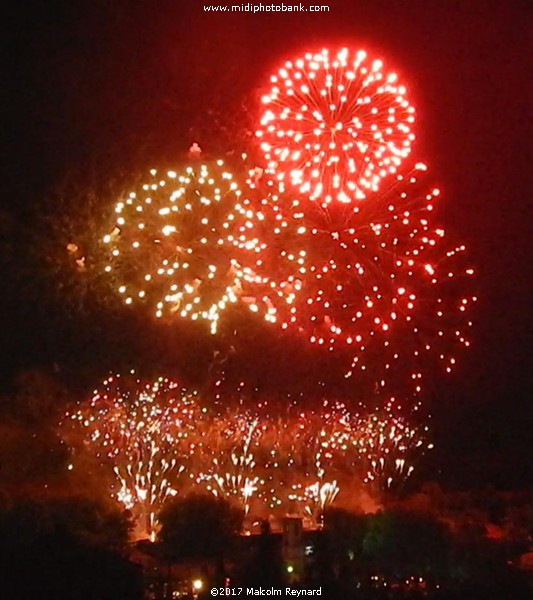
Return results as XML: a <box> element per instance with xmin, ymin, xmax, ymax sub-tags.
<box><xmin>61</xmin><ymin>373</ymin><xmax>431</xmax><ymax>539</ymax></box>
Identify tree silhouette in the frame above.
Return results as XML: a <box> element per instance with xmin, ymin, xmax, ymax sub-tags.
<box><xmin>0</xmin><ymin>496</ymin><xmax>140</xmax><ymax>600</ymax></box>
<box><xmin>158</xmin><ymin>493</ymin><xmax>243</xmax><ymax>563</ymax></box>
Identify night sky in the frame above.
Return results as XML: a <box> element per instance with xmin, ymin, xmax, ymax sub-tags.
<box><xmin>1</xmin><ymin>1</ymin><xmax>532</xmax><ymax>489</ymax></box>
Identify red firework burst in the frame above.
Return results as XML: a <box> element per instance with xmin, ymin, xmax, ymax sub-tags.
<box><xmin>242</xmin><ymin>162</ymin><xmax>476</xmax><ymax>399</ymax></box>
<box><xmin>256</xmin><ymin>48</ymin><xmax>415</xmax><ymax>205</ymax></box>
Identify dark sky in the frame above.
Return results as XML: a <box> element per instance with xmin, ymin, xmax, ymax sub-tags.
<box><xmin>1</xmin><ymin>1</ymin><xmax>532</xmax><ymax>489</ymax></box>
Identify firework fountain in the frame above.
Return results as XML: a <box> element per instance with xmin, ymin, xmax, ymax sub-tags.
<box><xmin>63</xmin><ymin>373</ymin><xmax>205</xmax><ymax>540</ymax></box>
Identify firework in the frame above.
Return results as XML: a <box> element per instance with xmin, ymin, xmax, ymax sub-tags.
<box><xmin>256</xmin><ymin>48</ymin><xmax>415</xmax><ymax>205</ymax></box>
<box><xmin>283</xmin><ymin>406</ymin><xmax>346</xmax><ymax>524</ymax></box>
<box><xmin>297</xmin><ymin>481</ymin><xmax>340</xmax><ymax>523</ymax></box>
<box><xmin>245</xmin><ymin>163</ymin><xmax>476</xmax><ymax>399</ymax></box>
<box><xmin>197</xmin><ymin>409</ymin><xmax>263</xmax><ymax>514</ymax></box>
<box><xmin>255</xmin><ymin>403</ymin><xmax>351</xmax><ymax>519</ymax></box>
<box><xmin>288</xmin><ymin>400</ymin><xmax>430</xmax><ymax>498</ymax></box>
<box><xmin>63</xmin><ymin>373</ymin><xmax>204</xmax><ymax>540</ymax></box>
<box><xmin>252</xmin><ymin>400</ymin><xmax>429</xmax><ymax>518</ymax></box>
<box><xmin>63</xmin><ymin>382</ymin><xmax>429</xmax><ymax>528</ymax></box>
<box><xmin>100</xmin><ymin>160</ymin><xmax>268</xmax><ymax>333</ymax></box>
<box><xmin>351</xmin><ymin>401</ymin><xmax>432</xmax><ymax>491</ymax></box>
